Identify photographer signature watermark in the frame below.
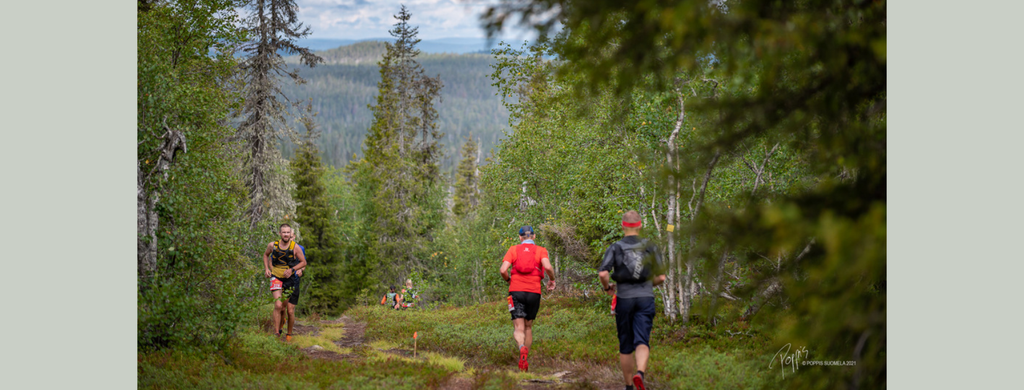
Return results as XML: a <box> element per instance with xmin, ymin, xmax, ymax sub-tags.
<box><xmin>768</xmin><ymin>343</ymin><xmax>857</xmax><ymax>379</ymax></box>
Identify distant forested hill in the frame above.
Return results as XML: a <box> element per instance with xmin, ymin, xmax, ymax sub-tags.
<box><xmin>280</xmin><ymin>41</ymin><xmax>509</xmax><ymax>172</ymax></box>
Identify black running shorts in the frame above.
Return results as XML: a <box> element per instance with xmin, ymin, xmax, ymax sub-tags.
<box><xmin>271</xmin><ymin>275</ymin><xmax>301</xmax><ymax>305</ymax></box>
<box><xmin>509</xmin><ymin>291</ymin><xmax>541</xmax><ymax>320</ymax></box>
<box><xmin>615</xmin><ymin>296</ymin><xmax>656</xmax><ymax>354</ymax></box>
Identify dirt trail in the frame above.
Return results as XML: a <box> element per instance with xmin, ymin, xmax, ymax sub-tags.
<box><xmin>296</xmin><ymin>316</ymin><xmax>627</xmax><ymax>389</ymax></box>
<box><xmin>332</xmin><ymin>315</ymin><xmax>366</xmax><ymax>349</ymax></box>
<box><xmin>295</xmin><ymin>316</ymin><xmax>365</xmax><ymax>362</ymax></box>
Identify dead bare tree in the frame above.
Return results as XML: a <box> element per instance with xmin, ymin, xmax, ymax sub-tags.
<box><xmin>138</xmin><ymin>120</ymin><xmax>187</xmax><ymax>286</ymax></box>
<box><xmin>740</xmin><ymin>142</ymin><xmax>780</xmax><ymax>194</ymax></box>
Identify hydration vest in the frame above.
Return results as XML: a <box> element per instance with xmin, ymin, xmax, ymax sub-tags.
<box><xmin>270</xmin><ymin>240</ymin><xmax>298</xmax><ymax>278</ymax></box>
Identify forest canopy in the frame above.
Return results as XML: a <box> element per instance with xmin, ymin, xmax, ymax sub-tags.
<box><xmin>138</xmin><ymin>1</ymin><xmax>886</xmax><ymax>389</ymax></box>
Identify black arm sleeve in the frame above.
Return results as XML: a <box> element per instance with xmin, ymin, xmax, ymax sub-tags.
<box><xmin>598</xmin><ymin>243</ymin><xmax>618</xmax><ymax>272</ymax></box>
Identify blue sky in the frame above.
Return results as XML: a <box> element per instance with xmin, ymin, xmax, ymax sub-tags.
<box><xmin>295</xmin><ymin>0</ymin><xmax>536</xmax><ymax>40</ymax></box>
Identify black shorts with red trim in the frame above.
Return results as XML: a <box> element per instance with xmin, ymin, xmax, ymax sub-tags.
<box><xmin>509</xmin><ymin>291</ymin><xmax>541</xmax><ymax>320</ymax></box>
<box><xmin>270</xmin><ymin>275</ymin><xmax>301</xmax><ymax>305</ymax></box>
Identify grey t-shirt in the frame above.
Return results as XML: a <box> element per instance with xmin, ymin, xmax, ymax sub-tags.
<box><xmin>598</xmin><ymin>236</ymin><xmax>665</xmax><ymax>299</ymax></box>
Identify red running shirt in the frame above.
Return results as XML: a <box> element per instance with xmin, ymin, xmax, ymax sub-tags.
<box><xmin>503</xmin><ymin>243</ymin><xmax>549</xmax><ymax>294</ymax></box>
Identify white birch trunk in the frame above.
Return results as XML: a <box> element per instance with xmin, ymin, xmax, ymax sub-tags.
<box><xmin>661</xmin><ymin>93</ymin><xmax>686</xmax><ymax>322</ymax></box>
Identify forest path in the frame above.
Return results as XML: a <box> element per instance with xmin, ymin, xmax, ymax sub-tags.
<box><xmin>292</xmin><ymin>315</ymin><xmax>627</xmax><ymax>389</ymax></box>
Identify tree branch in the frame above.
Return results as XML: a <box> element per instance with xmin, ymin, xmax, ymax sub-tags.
<box><xmin>752</xmin><ymin>142</ymin><xmax>780</xmax><ymax>193</ymax></box>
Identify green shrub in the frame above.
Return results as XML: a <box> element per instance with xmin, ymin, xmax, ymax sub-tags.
<box><xmin>656</xmin><ymin>347</ymin><xmax>777</xmax><ymax>390</ymax></box>
<box><xmin>138</xmin><ymin>267</ymin><xmax>263</xmax><ymax>351</ymax></box>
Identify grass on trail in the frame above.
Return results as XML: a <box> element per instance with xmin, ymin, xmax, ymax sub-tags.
<box><xmin>139</xmin><ymin>327</ymin><xmax>460</xmax><ymax>390</ymax></box>
<box><xmin>139</xmin><ymin>296</ymin><xmax>783</xmax><ymax>389</ymax></box>
<box><xmin>290</xmin><ymin>323</ymin><xmax>351</xmax><ymax>354</ymax></box>
<box><xmin>348</xmin><ymin>295</ymin><xmax>781</xmax><ymax>388</ymax></box>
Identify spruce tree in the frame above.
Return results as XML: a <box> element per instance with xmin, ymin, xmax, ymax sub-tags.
<box><xmin>452</xmin><ymin>136</ymin><xmax>479</xmax><ymax>218</ymax></box>
<box><xmin>238</xmin><ymin>0</ymin><xmax>323</xmax><ymax>229</ymax></box>
<box><xmin>351</xmin><ymin>5</ymin><xmax>445</xmax><ymax>287</ymax></box>
<box><xmin>290</xmin><ymin>102</ymin><xmax>344</xmax><ymax>314</ymax></box>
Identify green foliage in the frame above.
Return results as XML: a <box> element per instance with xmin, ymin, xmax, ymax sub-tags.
<box><xmin>481</xmin><ymin>40</ymin><xmax>810</xmax><ymax>278</ymax></box>
<box><xmin>318</xmin><ymin>166</ymin><xmax>377</xmax><ymax>308</ymax></box>
<box><xmin>138</xmin><ymin>329</ymin><xmax>456</xmax><ymax>389</ymax></box>
<box><xmin>292</xmin><ymin>40</ymin><xmax>388</xmax><ymax>65</ymax></box>
<box><xmin>141</xmin><ymin>296</ymin><xmax>782</xmax><ymax>388</ymax></box>
<box><xmin>290</xmin><ymin>102</ymin><xmax>347</xmax><ymax>316</ymax></box>
<box><xmin>484</xmin><ymin>1</ymin><xmax>887</xmax><ymax>388</ymax></box>
<box><xmin>452</xmin><ymin>136</ymin><xmax>480</xmax><ymax>218</ymax></box>
<box><xmin>234</xmin><ymin>330</ymin><xmax>301</xmax><ymax>360</ymax></box>
<box><xmin>422</xmin><ymin>209</ymin><xmax>511</xmax><ymax>305</ymax></box>
<box><xmin>137</xmin><ymin>0</ymin><xmax>264</xmax><ymax>352</ymax></box>
<box><xmin>347</xmin><ymin>296</ymin><xmax>776</xmax><ymax>385</ymax></box>
<box><xmin>349</xmin><ymin>298</ymin><xmax>624</xmax><ymax>365</ymax></box>
<box><xmin>349</xmin><ymin>6</ymin><xmax>447</xmax><ymax>291</ymax></box>
<box><xmin>658</xmin><ymin>347</ymin><xmax>776</xmax><ymax>389</ymax></box>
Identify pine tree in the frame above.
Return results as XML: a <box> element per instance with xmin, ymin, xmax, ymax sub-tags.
<box><xmin>238</xmin><ymin>0</ymin><xmax>323</xmax><ymax>229</ymax></box>
<box><xmin>290</xmin><ymin>101</ymin><xmax>345</xmax><ymax>314</ymax></box>
<box><xmin>350</xmin><ymin>5</ymin><xmax>445</xmax><ymax>287</ymax></box>
<box><xmin>452</xmin><ymin>136</ymin><xmax>479</xmax><ymax>218</ymax></box>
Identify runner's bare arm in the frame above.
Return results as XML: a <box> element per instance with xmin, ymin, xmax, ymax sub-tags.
<box><xmin>598</xmin><ymin>271</ymin><xmax>615</xmax><ymax>295</ymax></box>
<box><xmin>541</xmin><ymin>257</ymin><xmax>556</xmax><ymax>291</ymax></box>
<box><xmin>651</xmin><ymin>274</ymin><xmax>666</xmax><ymax>287</ymax></box>
<box><xmin>263</xmin><ymin>243</ymin><xmax>274</xmax><ymax>277</ymax></box>
<box><xmin>500</xmin><ymin>261</ymin><xmax>512</xmax><ymax>282</ymax></box>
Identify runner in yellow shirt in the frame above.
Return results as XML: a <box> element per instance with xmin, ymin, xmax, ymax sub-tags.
<box><xmin>263</xmin><ymin>224</ymin><xmax>307</xmax><ymax>341</ymax></box>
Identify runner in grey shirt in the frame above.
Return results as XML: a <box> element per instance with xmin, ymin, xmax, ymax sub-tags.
<box><xmin>599</xmin><ymin>236</ymin><xmax>664</xmax><ymax>299</ymax></box>
<box><xmin>598</xmin><ymin>211</ymin><xmax>666</xmax><ymax>390</ymax></box>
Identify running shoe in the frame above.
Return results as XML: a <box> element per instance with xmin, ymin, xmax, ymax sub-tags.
<box><xmin>519</xmin><ymin>346</ymin><xmax>529</xmax><ymax>372</ymax></box>
<box><xmin>632</xmin><ymin>372</ymin><xmax>646</xmax><ymax>390</ymax></box>
<box><xmin>285</xmin><ymin>334</ymin><xmax>293</xmax><ymax>342</ymax></box>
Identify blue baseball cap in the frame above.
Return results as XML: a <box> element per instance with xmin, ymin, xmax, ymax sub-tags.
<box><xmin>518</xmin><ymin>226</ymin><xmax>534</xmax><ymax>236</ymax></box>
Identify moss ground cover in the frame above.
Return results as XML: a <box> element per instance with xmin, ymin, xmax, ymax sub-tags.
<box><xmin>140</xmin><ymin>296</ymin><xmax>783</xmax><ymax>389</ymax></box>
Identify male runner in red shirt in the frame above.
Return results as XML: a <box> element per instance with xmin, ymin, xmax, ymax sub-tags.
<box><xmin>499</xmin><ymin>225</ymin><xmax>556</xmax><ymax>372</ymax></box>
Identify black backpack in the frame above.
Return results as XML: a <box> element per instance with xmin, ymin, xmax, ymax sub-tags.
<box><xmin>611</xmin><ymin>239</ymin><xmax>652</xmax><ymax>284</ymax></box>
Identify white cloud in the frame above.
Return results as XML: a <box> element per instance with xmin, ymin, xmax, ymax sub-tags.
<box><xmin>294</xmin><ymin>0</ymin><xmax>534</xmax><ymax>40</ymax></box>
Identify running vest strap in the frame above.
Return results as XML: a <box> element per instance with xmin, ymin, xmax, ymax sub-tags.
<box><xmin>271</xmin><ymin>240</ymin><xmax>298</xmax><ymax>278</ymax></box>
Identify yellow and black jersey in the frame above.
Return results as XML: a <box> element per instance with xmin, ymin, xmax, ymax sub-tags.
<box><xmin>270</xmin><ymin>240</ymin><xmax>300</xmax><ymax>278</ymax></box>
